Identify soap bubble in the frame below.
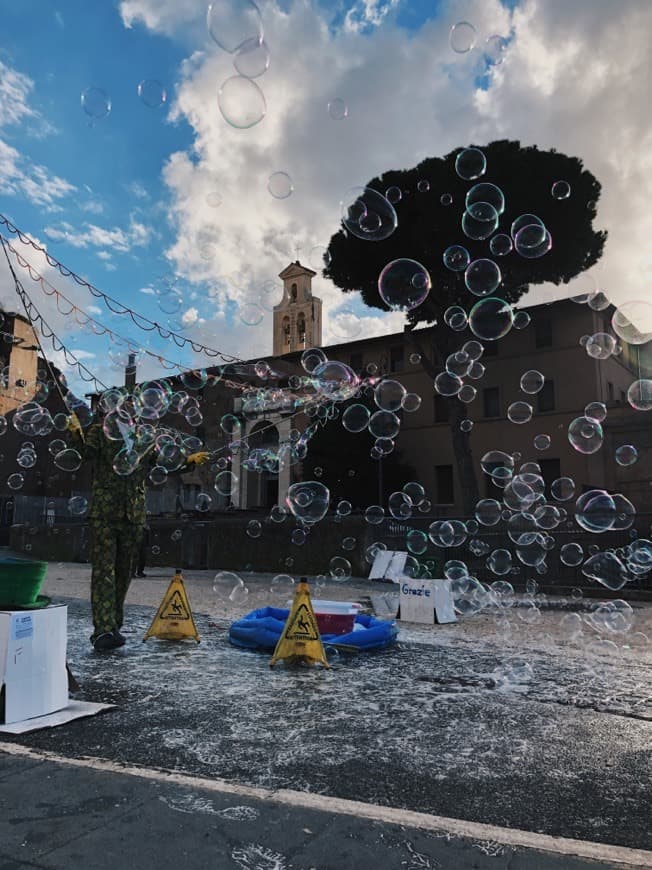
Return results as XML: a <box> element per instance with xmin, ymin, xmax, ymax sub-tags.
<box><xmin>375</xmin><ymin>379</ymin><xmax>406</xmax><ymax>411</ymax></box>
<box><xmin>568</xmin><ymin>416</ymin><xmax>603</xmax><ymax>454</ymax></box>
<box><xmin>464</xmin><ymin>259</ymin><xmax>501</xmax><ymax>296</ymax></box>
<box><xmin>365</xmin><ymin>505</ymin><xmax>384</xmax><ymax>525</ymax></box>
<box><xmin>67</xmin><ymin>496</ymin><xmax>88</xmax><ymax>516</ymax></box>
<box><xmin>443</xmin><ymin>245</ymin><xmax>470</xmax><ymax>272</ymax></box>
<box><xmin>342</xmin><ymin>404</ymin><xmax>370</xmax><ymax>433</ymax></box>
<box><xmin>455</xmin><ymin>147</ymin><xmax>486</xmax><ymax>180</ymax></box>
<box><xmin>329</xmin><ymin>556</ymin><xmax>352</xmax><ymax>581</ymax></box>
<box><xmin>449</xmin><ymin>21</ymin><xmax>477</xmax><ymax>53</ymax></box>
<box><xmin>291</xmin><ymin>529</ymin><xmax>306</xmax><ymax>546</ymax></box>
<box><xmin>137</xmin><ymin>79</ymin><xmax>167</xmax><ymax>108</ymax></box>
<box><xmin>246</xmin><ymin>519</ymin><xmax>262</xmax><ymax>538</ymax></box>
<box><xmin>340</xmin><ymin>187</ymin><xmax>398</xmax><ymax>242</ymax></box>
<box><xmin>389</xmin><ymin>491</ymin><xmax>412</xmax><ymax>519</ymax></box>
<box><xmin>434</xmin><ymin>371</ymin><xmax>462</xmax><ymax>397</ymax></box>
<box><xmin>585</xmin><ymin>333</ymin><xmax>616</xmax><ymax>359</ymax></box>
<box><xmin>213</xmin><ymin>570</ymin><xmax>244</xmax><ymax>603</ymax></box>
<box><xmin>386</xmin><ymin>186</ymin><xmax>402</xmax><ymax>204</ymax></box>
<box><xmin>267</xmin><ymin>171</ymin><xmax>293</xmax><ymax>199</ymax></box>
<box><xmin>54</xmin><ymin>448</ymin><xmax>82</xmax><ymax>472</ymax></box>
<box><xmin>462</xmin><ymin>203</ymin><xmax>499</xmax><ymax>240</ymax></box>
<box><xmin>507</xmin><ymin>401</ymin><xmax>533</xmax><ymax>424</ymax></box>
<box><xmin>627</xmin><ymin>379</ymin><xmax>652</xmax><ymax>411</ymax></box>
<box><xmin>301</xmin><ymin>347</ymin><xmax>327</xmax><ymax>374</ymax></box>
<box><xmin>460</xmin><ymin>418</ymin><xmax>473</xmax><ymax>432</ymax></box>
<box><xmin>7</xmin><ymin>473</ymin><xmax>24</xmax><ymax>490</ymax></box>
<box><xmin>286</xmin><ymin>481</ymin><xmax>330</xmax><ymax>524</ymax></box>
<box><xmin>444</xmin><ymin>306</ymin><xmax>468</xmax><ymax>331</ymax></box>
<box><xmin>611</xmin><ymin>301</ymin><xmax>652</xmax><ymax>345</ymax></box>
<box><xmin>417</xmin><ymin>179</ymin><xmax>430</xmax><ymax>192</ymax></box>
<box><xmin>234</xmin><ymin>37</ymin><xmax>270</xmax><ymax>78</ymax></box>
<box><xmin>207</xmin><ymin>0</ymin><xmax>263</xmax><ymax>53</ymax></box>
<box><xmin>440</xmin><ymin>193</ymin><xmax>453</xmax><ymax>206</ymax></box>
<box><xmin>513</xmin><ymin>310</ymin><xmax>531</xmax><ymax>330</ymax></box>
<box><xmin>487</xmin><ymin>549</ymin><xmax>512</xmax><ymax>575</ymax></box>
<box><xmin>551</xmin><ymin>180</ymin><xmax>571</xmax><ymax>199</ymax></box>
<box><xmin>615</xmin><ymin>444</ymin><xmax>638</xmax><ymax>466</ymax></box>
<box><xmin>402</xmin><ymin>393</ymin><xmax>421</xmax><ymax>412</ymax></box>
<box><xmin>490</xmin><ymin>233</ymin><xmax>513</xmax><ymax>256</ymax></box>
<box><xmin>587</xmin><ymin>291</ymin><xmax>610</xmax><ymax>311</ymax></box>
<box><xmin>514</xmin><ymin>223</ymin><xmax>552</xmax><ymax>258</ymax></box>
<box><xmin>475</xmin><ymin>498</ymin><xmax>501</xmax><ymax>526</ymax></box>
<box><xmin>469</xmin><ymin>297</ymin><xmax>514</xmax><ymax>341</ymax></box>
<box><xmin>466</xmin><ymin>182</ymin><xmax>505</xmax><ymax>214</ymax></box>
<box><xmin>407</xmin><ymin>529</ymin><xmax>428</xmax><ymax>555</ymax></box>
<box><xmin>484</xmin><ymin>34</ymin><xmax>508</xmax><ymax>64</ymax></box>
<box><xmin>533</xmin><ymin>434</ymin><xmax>551</xmax><ymax>451</ymax></box>
<box><xmin>312</xmin><ymin>361</ymin><xmax>358</xmax><ymax>401</ymax></box>
<box><xmin>218</xmin><ymin>75</ymin><xmax>266</xmax><ymax>128</ymax></box>
<box><xmin>575</xmin><ymin>489</ymin><xmax>615</xmax><ymax>533</ymax></box>
<box><xmin>584</xmin><ymin>401</ymin><xmax>607</xmax><ymax>422</ymax></box>
<box><xmin>582</xmin><ymin>551</ymin><xmax>632</xmax><ymax>591</ymax></box>
<box><xmin>81</xmin><ymin>87</ymin><xmax>111</xmax><ymax>120</ymax></box>
<box><xmin>328</xmin><ymin>98</ymin><xmax>348</xmax><ymax>120</ymax></box>
<box><xmin>511</xmin><ymin>213</ymin><xmax>544</xmax><ymax>238</ymax></box>
<box><xmin>378</xmin><ymin>258</ymin><xmax>431</xmax><ymax>311</ymax></box>
<box><xmin>337</xmin><ymin>500</ymin><xmax>352</xmax><ymax>517</ymax></box>
<box><xmin>520</xmin><ymin>370</ymin><xmax>545</xmax><ymax>394</ymax></box>
<box><xmin>195</xmin><ymin>493</ymin><xmax>212</xmax><ymax>512</ymax></box>
<box><xmin>369</xmin><ymin>410</ymin><xmax>400</xmax><ymax>439</ymax></box>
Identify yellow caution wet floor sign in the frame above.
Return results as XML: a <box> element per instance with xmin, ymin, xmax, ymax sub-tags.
<box><xmin>270</xmin><ymin>578</ymin><xmax>329</xmax><ymax>668</ymax></box>
<box><xmin>143</xmin><ymin>572</ymin><xmax>200</xmax><ymax>643</ymax></box>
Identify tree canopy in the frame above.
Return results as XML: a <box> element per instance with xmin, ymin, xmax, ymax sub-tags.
<box><xmin>324</xmin><ymin>139</ymin><xmax>606</xmax><ymax>326</ymax></box>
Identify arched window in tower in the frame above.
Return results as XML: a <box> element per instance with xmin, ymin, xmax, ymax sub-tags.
<box><xmin>290</xmin><ymin>283</ymin><xmax>298</xmax><ymax>302</ymax></box>
<box><xmin>282</xmin><ymin>316</ymin><xmax>291</xmax><ymax>348</ymax></box>
<box><xmin>297</xmin><ymin>313</ymin><xmax>306</xmax><ymax>348</ymax></box>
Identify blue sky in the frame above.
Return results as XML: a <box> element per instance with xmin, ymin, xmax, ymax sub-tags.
<box><xmin>0</xmin><ymin>0</ymin><xmax>650</xmax><ymax>391</ymax></box>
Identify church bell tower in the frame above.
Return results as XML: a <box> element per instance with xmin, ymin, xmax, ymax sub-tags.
<box><xmin>273</xmin><ymin>261</ymin><xmax>323</xmax><ymax>356</ymax></box>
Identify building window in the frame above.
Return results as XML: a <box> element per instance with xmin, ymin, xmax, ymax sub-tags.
<box><xmin>434</xmin><ymin>465</ymin><xmax>455</xmax><ymax>504</ymax></box>
<box><xmin>483</xmin><ymin>387</ymin><xmax>500</xmax><ymax>418</ymax></box>
<box><xmin>537</xmin><ymin>380</ymin><xmax>555</xmax><ymax>412</ymax></box>
<box><xmin>607</xmin><ymin>381</ymin><xmax>614</xmax><ymax>401</ymax></box>
<box><xmin>390</xmin><ymin>345</ymin><xmax>404</xmax><ymax>372</ymax></box>
<box><xmin>535</xmin><ymin>317</ymin><xmax>553</xmax><ymax>348</ymax></box>
<box><xmin>297</xmin><ymin>314</ymin><xmax>306</xmax><ymax>347</ymax></box>
<box><xmin>620</xmin><ymin>390</ymin><xmax>626</xmax><ymax>404</ymax></box>
<box><xmin>539</xmin><ymin>458</ymin><xmax>561</xmax><ymax>496</ymax></box>
<box><xmin>484</xmin><ymin>462</ymin><xmax>504</xmax><ymax>497</ymax></box>
<box><xmin>433</xmin><ymin>394</ymin><xmax>449</xmax><ymax>423</ymax></box>
<box><xmin>349</xmin><ymin>352</ymin><xmax>363</xmax><ymax>371</ymax></box>
<box><xmin>290</xmin><ymin>283</ymin><xmax>297</xmax><ymax>302</ymax></box>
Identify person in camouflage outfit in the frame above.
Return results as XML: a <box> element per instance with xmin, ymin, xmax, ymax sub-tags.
<box><xmin>70</xmin><ymin>410</ymin><xmax>208</xmax><ymax>651</ymax></box>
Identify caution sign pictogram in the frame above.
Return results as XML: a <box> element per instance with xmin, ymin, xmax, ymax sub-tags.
<box><xmin>270</xmin><ymin>578</ymin><xmax>329</xmax><ymax>668</ymax></box>
<box><xmin>143</xmin><ymin>572</ymin><xmax>200</xmax><ymax>643</ymax></box>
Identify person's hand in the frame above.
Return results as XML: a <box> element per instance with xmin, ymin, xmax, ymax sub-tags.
<box><xmin>186</xmin><ymin>451</ymin><xmax>209</xmax><ymax>466</ymax></box>
<box><xmin>66</xmin><ymin>413</ymin><xmax>83</xmax><ymax>436</ymax></box>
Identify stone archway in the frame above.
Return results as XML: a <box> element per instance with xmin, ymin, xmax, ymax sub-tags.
<box><xmin>245</xmin><ymin>420</ymin><xmax>280</xmax><ymax>510</ymax></box>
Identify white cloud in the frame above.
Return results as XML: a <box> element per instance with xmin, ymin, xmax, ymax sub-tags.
<box><xmin>181</xmin><ymin>306</ymin><xmax>199</xmax><ymax>326</ymax></box>
<box><xmin>86</xmin><ymin>304</ymin><xmax>102</xmax><ymax>315</ymax></box>
<box><xmin>0</xmin><ymin>139</ymin><xmax>75</xmax><ymax>209</ymax></box>
<box><xmin>344</xmin><ymin>0</ymin><xmax>400</xmax><ymax>33</ymax></box>
<box><xmin>139</xmin><ymin>286</ymin><xmax>156</xmax><ymax>295</ymax></box>
<box><xmin>42</xmin><ymin>216</ymin><xmax>153</xmax><ymax>253</ymax></box>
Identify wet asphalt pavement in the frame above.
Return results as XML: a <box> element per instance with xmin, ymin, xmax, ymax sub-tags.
<box><xmin>1</xmin><ymin>595</ymin><xmax>650</xmax><ymax>864</ymax></box>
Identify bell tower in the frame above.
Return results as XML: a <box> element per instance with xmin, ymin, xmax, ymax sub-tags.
<box><xmin>273</xmin><ymin>261</ymin><xmax>322</xmax><ymax>356</ymax></box>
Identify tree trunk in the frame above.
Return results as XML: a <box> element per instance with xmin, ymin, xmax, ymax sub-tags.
<box><xmin>404</xmin><ymin>325</ymin><xmax>480</xmax><ymax>517</ymax></box>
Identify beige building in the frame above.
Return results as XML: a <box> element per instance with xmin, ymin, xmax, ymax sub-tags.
<box><xmin>0</xmin><ymin>312</ymin><xmax>40</xmax><ymax>415</ymax></box>
<box><xmin>273</xmin><ymin>261</ymin><xmax>322</xmax><ymax>355</ymax></box>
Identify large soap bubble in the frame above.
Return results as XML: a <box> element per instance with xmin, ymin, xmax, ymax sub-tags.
<box><xmin>378</xmin><ymin>258</ymin><xmax>431</xmax><ymax>311</ymax></box>
<box><xmin>312</xmin><ymin>361</ymin><xmax>358</xmax><ymax>401</ymax></box>
<box><xmin>286</xmin><ymin>481</ymin><xmax>330</xmax><ymax>525</ymax></box>
<box><xmin>582</xmin><ymin>552</ymin><xmax>632</xmax><ymax>591</ymax></box>
<box><xmin>449</xmin><ymin>21</ymin><xmax>476</xmax><ymax>53</ymax></box>
<box><xmin>465</xmin><ymin>182</ymin><xmax>505</xmax><ymax>215</ymax></box>
<box><xmin>568</xmin><ymin>415</ymin><xmax>603</xmax><ymax>454</ymax></box>
<box><xmin>468</xmin><ymin>297</ymin><xmax>514</xmax><ymax>341</ymax></box>
<box><xmin>462</xmin><ymin>203</ymin><xmax>499</xmax><ymax>240</ymax></box>
<box><xmin>575</xmin><ymin>489</ymin><xmax>615</xmax><ymax>533</ymax></box>
<box><xmin>81</xmin><ymin>87</ymin><xmax>111</xmax><ymax>120</ymax></box>
<box><xmin>455</xmin><ymin>147</ymin><xmax>486</xmax><ymax>179</ymax></box>
<box><xmin>218</xmin><ymin>76</ymin><xmax>266</xmax><ymax>128</ymax></box>
<box><xmin>514</xmin><ymin>223</ymin><xmax>552</xmax><ymax>258</ymax></box>
<box><xmin>207</xmin><ymin>0</ymin><xmax>263</xmax><ymax>54</ymax></box>
<box><xmin>464</xmin><ymin>259</ymin><xmax>501</xmax><ymax>296</ymax></box>
<box><xmin>627</xmin><ymin>379</ymin><xmax>652</xmax><ymax>411</ymax></box>
<box><xmin>341</xmin><ymin>187</ymin><xmax>398</xmax><ymax>242</ymax></box>
<box><xmin>234</xmin><ymin>37</ymin><xmax>270</xmax><ymax>79</ymax></box>
<box><xmin>611</xmin><ymin>301</ymin><xmax>652</xmax><ymax>345</ymax></box>
<box><xmin>443</xmin><ymin>245</ymin><xmax>470</xmax><ymax>272</ymax></box>
<box><xmin>267</xmin><ymin>171</ymin><xmax>293</xmax><ymax>199</ymax></box>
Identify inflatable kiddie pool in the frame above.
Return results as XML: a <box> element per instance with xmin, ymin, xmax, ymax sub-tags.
<box><xmin>229</xmin><ymin>606</ymin><xmax>398</xmax><ymax>652</ymax></box>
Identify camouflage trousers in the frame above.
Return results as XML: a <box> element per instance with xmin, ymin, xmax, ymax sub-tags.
<box><xmin>89</xmin><ymin>520</ymin><xmax>144</xmax><ymax>641</ymax></box>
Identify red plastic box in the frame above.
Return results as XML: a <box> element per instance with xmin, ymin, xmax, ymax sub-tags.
<box><xmin>315</xmin><ymin>612</ymin><xmax>356</xmax><ymax>636</ymax></box>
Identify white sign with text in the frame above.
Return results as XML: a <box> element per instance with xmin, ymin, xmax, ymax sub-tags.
<box><xmin>398</xmin><ymin>578</ymin><xmax>457</xmax><ymax>625</ymax></box>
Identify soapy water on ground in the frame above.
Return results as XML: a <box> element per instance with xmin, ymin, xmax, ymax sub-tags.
<box><xmin>6</xmin><ymin>595</ymin><xmax>652</xmax><ymax>851</ymax></box>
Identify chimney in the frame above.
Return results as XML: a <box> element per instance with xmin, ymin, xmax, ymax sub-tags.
<box><xmin>125</xmin><ymin>353</ymin><xmax>137</xmax><ymax>390</ymax></box>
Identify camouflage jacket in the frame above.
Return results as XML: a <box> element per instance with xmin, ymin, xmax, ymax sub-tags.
<box><xmin>81</xmin><ymin>423</ymin><xmax>149</xmax><ymax>525</ymax></box>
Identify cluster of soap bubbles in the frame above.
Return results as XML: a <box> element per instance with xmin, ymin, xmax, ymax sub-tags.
<box><xmin>81</xmin><ymin>79</ymin><xmax>167</xmax><ymax>123</ymax></box>
<box><xmin>449</xmin><ymin>21</ymin><xmax>508</xmax><ymax>65</ymax></box>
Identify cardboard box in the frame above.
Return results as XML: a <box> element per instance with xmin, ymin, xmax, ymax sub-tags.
<box><xmin>0</xmin><ymin>605</ymin><xmax>68</xmax><ymax>725</ymax></box>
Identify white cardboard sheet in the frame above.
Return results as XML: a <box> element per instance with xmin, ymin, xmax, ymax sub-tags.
<box><xmin>0</xmin><ymin>699</ymin><xmax>115</xmax><ymax>734</ymax></box>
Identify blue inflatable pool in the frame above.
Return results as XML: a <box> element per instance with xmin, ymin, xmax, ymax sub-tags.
<box><xmin>229</xmin><ymin>606</ymin><xmax>398</xmax><ymax>652</ymax></box>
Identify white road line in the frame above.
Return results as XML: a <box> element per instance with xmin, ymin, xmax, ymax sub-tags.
<box><xmin>1</xmin><ymin>741</ymin><xmax>650</xmax><ymax>868</ymax></box>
